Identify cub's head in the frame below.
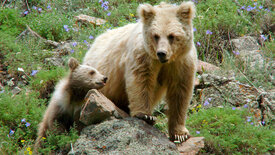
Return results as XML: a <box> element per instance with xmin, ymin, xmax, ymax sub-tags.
<box><xmin>68</xmin><ymin>58</ymin><xmax>108</xmax><ymax>90</ymax></box>
<box><xmin>138</xmin><ymin>1</ymin><xmax>195</xmax><ymax>63</ymax></box>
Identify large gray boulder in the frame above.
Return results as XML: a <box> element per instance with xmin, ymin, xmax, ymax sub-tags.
<box><xmin>69</xmin><ymin>118</ymin><xmax>179</xmax><ymax>155</ymax></box>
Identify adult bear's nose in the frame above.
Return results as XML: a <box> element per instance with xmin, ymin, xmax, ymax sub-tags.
<box><xmin>103</xmin><ymin>76</ymin><xmax>108</xmax><ymax>83</ymax></box>
<box><xmin>157</xmin><ymin>51</ymin><xmax>168</xmax><ymax>63</ymax></box>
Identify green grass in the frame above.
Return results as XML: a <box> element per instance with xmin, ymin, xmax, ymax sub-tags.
<box><xmin>0</xmin><ymin>0</ymin><xmax>274</xmax><ymax>154</ymax></box>
<box><xmin>187</xmin><ymin>107</ymin><xmax>274</xmax><ymax>154</ymax></box>
<box><xmin>155</xmin><ymin>107</ymin><xmax>274</xmax><ymax>154</ymax></box>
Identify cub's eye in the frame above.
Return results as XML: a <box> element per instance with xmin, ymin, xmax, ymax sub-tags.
<box><xmin>168</xmin><ymin>34</ymin><xmax>174</xmax><ymax>44</ymax></box>
<box><xmin>153</xmin><ymin>34</ymin><xmax>160</xmax><ymax>42</ymax></box>
<box><xmin>89</xmin><ymin>71</ymin><xmax>95</xmax><ymax>75</ymax></box>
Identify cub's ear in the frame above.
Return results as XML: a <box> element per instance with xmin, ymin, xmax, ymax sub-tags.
<box><xmin>138</xmin><ymin>3</ymin><xmax>156</xmax><ymax>24</ymax></box>
<box><xmin>68</xmin><ymin>57</ymin><xmax>79</xmax><ymax>71</ymax></box>
<box><xmin>177</xmin><ymin>1</ymin><xmax>196</xmax><ymax>21</ymax></box>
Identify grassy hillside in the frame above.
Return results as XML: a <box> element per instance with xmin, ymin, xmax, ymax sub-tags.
<box><xmin>0</xmin><ymin>0</ymin><xmax>274</xmax><ymax>154</ymax></box>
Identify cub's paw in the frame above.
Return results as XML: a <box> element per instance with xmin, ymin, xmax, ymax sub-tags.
<box><xmin>134</xmin><ymin>113</ymin><xmax>156</xmax><ymax>125</ymax></box>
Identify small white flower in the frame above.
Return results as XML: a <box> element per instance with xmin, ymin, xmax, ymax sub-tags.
<box><xmin>18</xmin><ymin>68</ymin><xmax>24</xmax><ymax>72</ymax></box>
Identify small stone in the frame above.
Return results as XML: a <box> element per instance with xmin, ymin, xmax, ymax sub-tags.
<box><xmin>75</xmin><ymin>14</ymin><xmax>107</xmax><ymax>26</ymax></box>
<box><xmin>45</xmin><ymin>57</ymin><xmax>64</xmax><ymax>66</ymax></box>
<box><xmin>197</xmin><ymin>60</ymin><xmax>219</xmax><ymax>74</ymax></box>
<box><xmin>177</xmin><ymin>137</ymin><xmax>205</xmax><ymax>155</ymax></box>
<box><xmin>11</xmin><ymin>86</ymin><xmax>21</xmax><ymax>95</ymax></box>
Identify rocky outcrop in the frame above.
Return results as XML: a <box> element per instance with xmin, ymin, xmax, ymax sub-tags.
<box><xmin>193</xmin><ymin>73</ymin><xmax>274</xmax><ymax>126</ymax></box>
<box><xmin>231</xmin><ymin>36</ymin><xmax>264</xmax><ymax>67</ymax></box>
<box><xmin>71</xmin><ymin>89</ymin><xmax>205</xmax><ymax>155</ymax></box>
<box><xmin>69</xmin><ymin>118</ymin><xmax>180</xmax><ymax>155</ymax></box>
<box><xmin>79</xmin><ymin>89</ymin><xmax>129</xmax><ymax>125</ymax></box>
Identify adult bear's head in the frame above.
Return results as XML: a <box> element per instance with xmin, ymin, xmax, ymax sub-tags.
<box><xmin>138</xmin><ymin>1</ymin><xmax>196</xmax><ymax>63</ymax></box>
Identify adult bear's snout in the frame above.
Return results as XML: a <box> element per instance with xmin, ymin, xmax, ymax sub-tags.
<box><xmin>157</xmin><ymin>50</ymin><xmax>168</xmax><ymax>63</ymax></box>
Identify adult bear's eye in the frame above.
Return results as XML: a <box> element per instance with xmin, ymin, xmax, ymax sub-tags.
<box><xmin>168</xmin><ymin>34</ymin><xmax>174</xmax><ymax>44</ymax></box>
<box><xmin>153</xmin><ymin>34</ymin><xmax>160</xmax><ymax>42</ymax></box>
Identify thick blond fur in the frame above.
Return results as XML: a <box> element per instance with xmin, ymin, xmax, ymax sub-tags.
<box><xmin>83</xmin><ymin>2</ymin><xmax>197</xmax><ymax>140</ymax></box>
<box><xmin>35</xmin><ymin>58</ymin><xmax>107</xmax><ymax>149</ymax></box>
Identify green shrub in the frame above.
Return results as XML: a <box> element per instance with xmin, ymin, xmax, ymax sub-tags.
<box><xmin>25</xmin><ymin>9</ymin><xmax>74</xmax><ymax>41</ymax></box>
<box><xmin>0</xmin><ymin>89</ymin><xmax>46</xmax><ymax>153</ymax></box>
<box><xmin>30</xmin><ymin>67</ymin><xmax>66</xmax><ymax>99</ymax></box>
<box><xmin>0</xmin><ymin>8</ymin><xmax>26</xmax><ymax>36</ymax></box>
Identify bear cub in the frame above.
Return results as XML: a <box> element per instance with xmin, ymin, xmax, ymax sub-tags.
<box><xmin>35</xmin><ymin>57</ymin><xmax>107</xmax><ymax>147</ymax></box>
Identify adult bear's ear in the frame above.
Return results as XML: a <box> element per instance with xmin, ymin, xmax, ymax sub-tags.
<box><xmin>68</xmin><ymin>57</ymin><xmax>79</xmax><ymax>71</ymax></box>
<box><xmin>138</xmin><ymin>3</ymin><xmax>156</xmax><ymax>24</ymax></box>
<box><xmin>177</xmin><ymin>2</ymin><xmax>196</xmax><ymax>22</ymax></box>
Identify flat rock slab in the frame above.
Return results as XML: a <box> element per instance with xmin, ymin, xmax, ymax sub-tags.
<box><xmin>177</xmin><ymin>137</ymin><xmax>205</xmax><ymax>155</ymax></box>
<box><xmin>197</xmin><ymin>60</ymin><xmax>220</xmax><ymax>74</ymax></box>
<box><xmin>75</xmin><ymin>14</ymin><xmax>107</xmax><ymax>26</ymax></box>
<box><xmin>80</xmin><ymin>89</ymin><xmax>129</xmax><ymax>125</ymax></box>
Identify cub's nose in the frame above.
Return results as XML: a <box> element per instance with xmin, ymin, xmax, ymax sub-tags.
<box><xmin>157</xmin><ymin>51</ymin><xmax>167</xmax><ymax>63</ymax></box>
<box><xmin>103</xmin><ymin>77</ymin><xmax>108</xmax><ymax>83</ymax></box>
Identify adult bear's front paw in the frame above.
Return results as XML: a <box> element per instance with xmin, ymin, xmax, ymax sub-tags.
<box><xmin>134</xmin><ymin>113</ymin><xmax>157</xmax><ymax>125</ymax></box>
<box><xmin>169</xmin><ymin>127</ymin><xmax>191</xmax><ymax>143</ymax></box>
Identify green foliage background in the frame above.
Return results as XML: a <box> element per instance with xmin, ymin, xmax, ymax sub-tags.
<box><xmin>0</xmin><ymin>0</ymin><xmax>274</xmax><ymax>154</ymax></box>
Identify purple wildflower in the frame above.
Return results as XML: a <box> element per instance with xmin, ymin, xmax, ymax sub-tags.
<box><xmin>24</xmin><ymin>11</ymin><xmax>28</xmax><ymax>15</ymax></box>
<box><xmin>204</xmin><ymin>99</ymin><xmax>210</xmax><ymax>106</ymax></box>
<box><xmin>32</xmin><ymin>6</ymin><xmax>37</xmax><ymax>10</ymax></box>
<box><xmin>240</xmin><ymin>6</ymin><xmax>245</xmax><ymax>10</ymax></box>
<box><xmin>261</xmin><ymin>121</ymin><xmax>265</xmax><ymax>125</ymax></box>
<box><xmin>103</xmin><ymin>1</ymin><xmax>109</xmax><ymax>5</ymax></box>
<box><xmin>89</xmin><ymin>35</ymin><xmax>94</xmax><ymax>39</ymax></box>
<box><xmin>260</xmin><ymin>35</ymin><xmax>267</xmax><ymax>41</ymax></box>
<box><xmin>70</xmin><ymin>49</ymin><xmax>74</xmax><ymax>53</ymax></box>
<box><xmin>64</xmin><ymin>25</ymin><xmax>69</xmax><ymax>32</ymax></box>
<box><xmin>72</xmin><ymin>42</ymin><xmax>77</xmax><ymax>47</ymax></box>
<box><xmin>21</xmin><ymin>118</ymin><xmax>26</xmax><ymax>123</ymax></box>
<box><xmin>9</xmin><ymin>129</ymin><xmax>15</xmax><ymax>135</ymax></box>
<box><xmin>192</xmin><ymin>0</ymin><xmax>198</xmax><ymax>3</ymax></box>
<box><xmin>101</xmin><ymin>1</ymin><xmax>109</xmax><ymax>11</ymax></box>
<box><xmin>246</xmin><ymin>116</ymin><xmax>251</xmax><ymax>122</ymax></box>
<box><xmin>193</xmin><ymin>28</ymin><xmax>197</xmax><ymax>32</ymax></box>
<box><xmin>206</xmin><ymin>30</ymin><xmax>212</xmax><ymax>35</ymax></box>
<box><xmin>232</xmin><ymin>107</ymin><xmax>236</xmax><ymax>110</ymax></box>
<box><xmin>259</xmin><ymin>6</ymin><xmax>263</xmax><ymax>9</ymax></box>
<box><xmin>47</xmin><ymin>5</ymin><xmax>51</xmax><ymax>10</ymax></box>
<box><xmin>83</xmin><ymin>40</ymin><xmax>88</xmax><ymax>44</ymax></box>
<box><xmin>243</xmin><ymin>104</ymin><xmax>248</xmax><ymax>108</ymax></box>
<box><xmin>247</xmin><ymin>5</ymin><xmax>252</xmax><ymax>11</ymax></box>
<box><xmin>38</xmin><ymin>8</ymin><xmax>42</xmax><ymax>12</ymax></box>
<box><xmin>25</xmin><ymin>122</ymin><xmax>31</xmax><ymax>127</ymax></box>
<box><xmin>104</xmin><ymin>5</ymin><xmax>109</xmax><ymax>11</ymax></box>
<box><xmin>196</xmin><ymin>42</ymin><xmax>201</xmax><ymax>46</ymax></box>
<box><xmin>233</xmin><ymin>51</ymin><xmax>240</xmax><ymax>55</ymax></box>
<box><xmin>264</xmin><ymin>8</ymin><xmax>270</xmax><ymax>12</ymax></box>
<box><xmin>107</xmin><ymin>12</ymin><xmax>111</xmax><ymax>16</ymax></box>
<box><xmin>31</xmin><ymin>70</ymin><xmax>38</xmax><ymax>76</ymax></box>
<box><xmin>250</xmin><ymin>122</ymin><xmax>254</xmax><ymax>125</ymax></box>
<box><xmin>254</xmin><ymin>2</ymin><xmax>257</xmax><ymax>6</ymax></box>
<box><xmin>196</xmin><ymin>131</ymin><xmax>200</xmax><ymax>134</ymax></box>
